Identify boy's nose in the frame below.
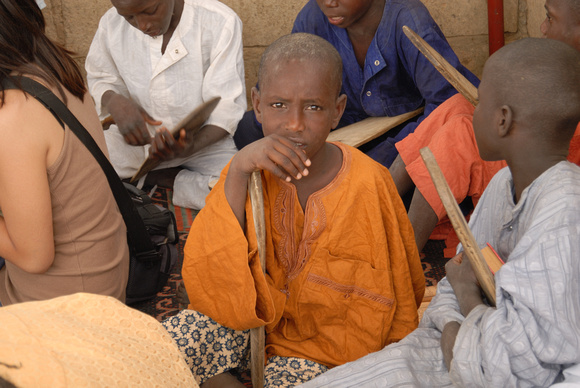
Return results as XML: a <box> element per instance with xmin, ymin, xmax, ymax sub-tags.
<box><xmin>136</xmin><ymin>16</ymin><xmax>152</xmax><ymax>33</ymax></box>
<box><xmin>321</xmin><ymin>0</ymin><xmax>338</xmax><ymax>8</ymax></box>
<box><xmin>286</xmin><ymin>110</ymin><xmax>305</xmax><ymax>132</ymax></box>
<box><xmin>540</xmin><ymin>18</ymin><xmax>548</xmax><ymax>37</ymax></box>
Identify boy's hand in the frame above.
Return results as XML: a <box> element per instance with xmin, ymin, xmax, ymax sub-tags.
<box><xmin>107</xmin><ymin>94</ymin><xmax>162</xmax><ymax>146</ymax></box>
<box><xmin>445</xmin><ymin>253</ymin><xmax>478</xmax><ymax>288</ymax></box>
<box><xmin>148</xmin><ymin>128</ymin><xmax>188</xmax><ymax>162</ymax></box>
<box><xmin>224</xmin><ymin>134</ymin><xmax>312</xmax><ymax>230</ymax></box>
<box><xmin>446</xmin><ymin>252</ymin><xmax>485</xmax><ymax>316</ymax></box>
<box><xmin>231</xmin><ymin>134</ymin><xmax>311</xmax><ymax>182</ymax></box>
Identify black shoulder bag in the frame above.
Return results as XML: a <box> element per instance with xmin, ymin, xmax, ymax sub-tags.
<box><xmin>2</xmin><ymin>77</ymin><xmax>178</xmax><ymax>304</ymax></box>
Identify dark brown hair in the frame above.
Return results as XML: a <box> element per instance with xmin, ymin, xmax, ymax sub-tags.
<box><xmin>0</xmin><ymin>0</ymin><xmax>86</xmax><ymax>106</ymax></box>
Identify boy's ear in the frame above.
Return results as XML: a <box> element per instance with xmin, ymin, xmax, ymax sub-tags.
<box><xmin>251</xmin><ymin>86</ymin><xmax>263</xmax><ymax>124</ymax></box>
<box><xmin>331</xmin><ymin>94</ymin><xmax>348</xmax><ymax>129</ymax></box>
<box><xmin>497</xmin><ymin>105</ymin><xmax>513</xmax><ymax>138</ymax></box>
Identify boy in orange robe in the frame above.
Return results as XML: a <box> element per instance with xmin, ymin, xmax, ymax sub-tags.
<box><xmin>163</xmin><ymin>33</ymin><xmax>424</xmax><ymax>387</ymax></box>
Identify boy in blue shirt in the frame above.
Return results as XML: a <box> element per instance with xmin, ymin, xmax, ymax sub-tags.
<box><xmin>234</xmin><ymin>0</ymin><xmax>478</xmax><ymax>167</ymax></box>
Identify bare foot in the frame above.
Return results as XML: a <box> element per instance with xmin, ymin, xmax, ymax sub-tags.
<box><xmin>201</xmin><ymin>372</ymin><xmax>245</xmax><ymax>388</ymax></box>
<box><xmin>177</xmin><ymin>280</ymin><xmax>190</xmax><ymax>310</ymax></box>
<box><xmin>145</xmin><ymin>167</ymin><xmax>182</xmax><ymax>189</ymax></box>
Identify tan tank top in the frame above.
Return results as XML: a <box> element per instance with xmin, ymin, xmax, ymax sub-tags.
<box><xmin>0</xmin><ymin>84</ymin><xmax>129</xmax><ymax>305</ymax></box>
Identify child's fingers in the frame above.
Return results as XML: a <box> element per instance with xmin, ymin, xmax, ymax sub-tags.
<box><xmin>269</xmin><ymin>142</ymin><xmax>310</xmax><ymax>179</ymax></box>
<box><xmin>267</xmin><ymin>150</ymin><xmax>306</xmax><ymax>180</ymax></box>
<box><xmin>260</xmin><ymin>159</ymin><xmax>293</xmax><ymax>182</ymax></box>
<box><xmin>143</xmin><ymin>111</ymin><xmax>162</xmax><ymax>126</ymax></box>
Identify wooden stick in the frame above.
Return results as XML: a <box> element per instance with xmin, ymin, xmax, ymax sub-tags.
<box><xmin>419</xmin><ymin>147</ymin><xmax>496</xmax><ymax>306</ymax></box>
<box><xmin>402</xmin><ymin>26</ymin><xmax>479</xmax><ymax>107</ymax></box>
<box><xmin>248</xmin><ymin>170</ymin><xmax>266</xmax><ymax>388</ymax></box>
<box><xmin>326</xmin><ymin>108</ymin><xmax>423</xmax><ymax>147</ymax></box>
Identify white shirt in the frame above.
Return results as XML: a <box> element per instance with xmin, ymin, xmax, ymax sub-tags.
<box><xmin>85</xmin><ymin>0</ymin><xmax>246</xmax><ymax>136</ymax></box>
<box><xmin>301</xmin><ymin>162</ymin><xmax>580</xmax><ymax>387</ymax></box>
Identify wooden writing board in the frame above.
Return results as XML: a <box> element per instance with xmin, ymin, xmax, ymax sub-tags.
<box><xmin>131</xmin><ymin>96</ymin><xmax>221</xmax><ymax>182</ymax></box>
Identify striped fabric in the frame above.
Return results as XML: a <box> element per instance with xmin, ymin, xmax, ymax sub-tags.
<box><xmin>301</xmin><ymin>162</ymin><xmax>580</xmax><ymax>387</ymax></box>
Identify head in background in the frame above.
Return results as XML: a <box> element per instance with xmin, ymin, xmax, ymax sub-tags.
<box><xmin>0</xmin><ymin>0</ymin><xmax>85</xmax><ymax>104</ymax></box>
<box><xmin>252</xmin><ymin>33</ymin><xmax>347</xmax><ymax>162</ymax></box>
<box><xmin>473</xmin><ymin>37</ymin><xmax>580</xmax><ymax>162</ymax></box>
<box><xmin>541</xmin><ymin>0</ymin><xmax>580</xmax><ymax>51</ymax></box>
<box><xmin>111</xmin><ymin>0</ymin><xmax>183</xmax><ymax>38</ymax></box>
<box><xmin>315</xmin><ymin>0</ymin><xmax>385</xmax><ymax>30</ymax></box>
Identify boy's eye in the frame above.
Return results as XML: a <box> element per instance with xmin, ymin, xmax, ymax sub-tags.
<box><xmin>145</xmin><ymin>6</ymin><xmax>158</xmax><ymax>15</ymax></box>
<box><xmin>306</xmin><ymin>105</ymin><xmax>322</xmax><ymax>111</ymax></box>
<box><xmin>271</xmin><ymin>102</ymin><xmax>285</xmax><ymax>108</ymax></box>
<box><xmin>546</xmin><ymin>12</ymin><xmax>552</xmax><ymax>21</ymax></box>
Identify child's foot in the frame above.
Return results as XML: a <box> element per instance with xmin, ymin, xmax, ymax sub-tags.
<box><xmin>177</xmin><ymin>280</ymin><xmax>190</xmax><ymax>310</ymax></box>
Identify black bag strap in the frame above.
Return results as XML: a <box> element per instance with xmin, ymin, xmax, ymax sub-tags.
<box><xmin>2</xmin><ymin>76</ymin><xmax>158</xmax><ymax>258</ymax></box>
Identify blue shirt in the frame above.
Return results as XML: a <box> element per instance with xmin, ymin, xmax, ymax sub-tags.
<box><xmin>292</xmin><ymin>0</ymin><xmax>480</xmax><ymax>165</ymax></box>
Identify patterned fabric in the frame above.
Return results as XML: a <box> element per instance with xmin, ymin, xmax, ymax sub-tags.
<box><xmin>301</xmin><ymin>162</ymin><xmax>580</xmax><ymax>387</ymax></box>
<box><xmin>162</xmin><ymin>309</ymin><xmax>327</xmax><ymax>386</ymax></box>
<box><xmin>162</xmin><ymin>309</ymin><xmax>250</xmax><ymax>384</ymax></box>
<box><xmin>0</xmin><ymin>293</ymin><xmax>197</xmax><ymax>387</ymax></box>
<box><xmin>266</xmin><ymin>356</ymin><xmax>328</xmax><ymax>387</ymax></box>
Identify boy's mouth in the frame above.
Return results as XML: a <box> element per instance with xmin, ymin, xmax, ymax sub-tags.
<box><xmin>290</xmin><ymin>138</ymin><xmax>307</xmax><ymax>150</ymax></box>
<box><xmin>327</xmin><ymin>16</ymin><xmax>345</xmax><ymax>26</ymax></box>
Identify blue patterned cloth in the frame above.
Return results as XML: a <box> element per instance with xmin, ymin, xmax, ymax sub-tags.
<box><xmin>163</xmin><ymin>309</ymin><xmax>328</xmax><ymax>386</ymax></box>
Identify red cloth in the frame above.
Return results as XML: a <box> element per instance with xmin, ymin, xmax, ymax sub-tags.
<box><xmin>396</xmin><ymin>93</ymin><xmax>580</xmax><ymax>257</ymax></box>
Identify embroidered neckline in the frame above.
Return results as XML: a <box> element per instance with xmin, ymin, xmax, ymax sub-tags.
<box><xmin>273</xmin><ymin>143</ymin><xmax>352</xmax><ymax>282</ymax></box>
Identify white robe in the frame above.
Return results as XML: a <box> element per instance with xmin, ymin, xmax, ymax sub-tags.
<box><xmin>301</xmin><ymin>162</ymin><xmax>580</xmax><ymax>387</ymax></box>
<box><xmin>85</xmin><ymin>0</ymin><xmax>246</xmax><ymax>209</ymax></box>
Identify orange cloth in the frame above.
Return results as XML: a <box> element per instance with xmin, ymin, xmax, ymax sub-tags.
<box><xmin>182</xmin><ymin>142</ymin><xmax>424</xmax><ymax>368</ymax></box>
<box><xmin>396</xmin><ymin>93</ymin><xmax>580</xmax><ymax>257</ymax></box>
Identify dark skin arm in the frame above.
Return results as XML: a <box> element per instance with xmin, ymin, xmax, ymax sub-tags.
<box><xmin>102</xmin><ymin>90</ymin><xmax>161</xmax><ymax>145</ymax></box>
<box><xmin>389</xmin><ymin>155</ymin><xmax>439</xmax><ymax>254</ymax></box>
<box><xmin>441</xmin><ymin>252</ymin><xmax>486</xmax><ymax>370</ymax></box>
<box><xmin>408</xmin><ymin>188</ymin><xmax>439</xmax><ymax>254</ymax></box>
<box><xmin>224</xmin><ymin>134</ymin><xmax>311</xmax><ymax>230</ymax></box>
<box><xmin>389</xmin><ymin>154</ymin><xmax>414</xmax><ymax>197</ymax></box>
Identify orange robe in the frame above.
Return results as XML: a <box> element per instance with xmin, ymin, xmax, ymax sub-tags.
<box><xmin>182</xmin><ymin>142</ymin><xmax>425</xmax><ymax>368</ymax></box>
<box><xmin>396</xmin><ymin>93</ymin><xmax>580</xmax><ymax>257</ymax></box>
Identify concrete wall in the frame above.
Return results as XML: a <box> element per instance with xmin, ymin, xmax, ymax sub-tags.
<box><xmin>41</xmin><ymin>0</ymin><xmax>544</xmax><ymax>107</ymax></box>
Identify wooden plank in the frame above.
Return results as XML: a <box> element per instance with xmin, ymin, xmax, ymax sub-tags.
<box><xmin>131</xmin><ymin>97</ymin><xmax>221</xmax><ymax>182</ymax></box>
<box><xmin>248</xmin><ymin>170</ymin><xmax>266</xmax><ymax>388</ymax></box>
<box><xmin>419</xmin><ymin>147</ymin><xmax>496</xmax><ymax>306</ymax></box>
<box><xmin>326</xmin><ymin>108</ymin><xmax>423</xmax><ymax>147</ymax></box>
<box><xmin>402</xmin><ymin>26</ymin><xmax>479</xmax><ymax>107</ymax></box>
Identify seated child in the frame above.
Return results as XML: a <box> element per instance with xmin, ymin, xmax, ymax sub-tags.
<box><xmin>85</xmin><ymin>0</ymin><xmax>246</xmax><ymax>210</ymax></box>
<box><xmin>162</xmin><ymin>33</ymin><xmax>425</xmax><ymax>387</ymax></box>
<box><xmin>234</xmin><ymin>0</ymin><xmax>479</xmax><ymax>168</ymax></box>
<box><xmin>300</xmin><ymin>37</ymin><xmax>580</xmax><ymax>387</ymax></box>
<box><xmin>389</xmin><ymin>0</ymin><xmax>580</xmax><ymax>258</ymax></box>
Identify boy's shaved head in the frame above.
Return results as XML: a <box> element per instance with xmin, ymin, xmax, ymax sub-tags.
<box><xmin>486</xmin><ymin>37</ymin><xmax>580</xmax><ymax>140</ymax></box>
<box><xmin>258</xmin><ymin>33</ymin><xmax>343</xmax><ymax>95</ymax></box>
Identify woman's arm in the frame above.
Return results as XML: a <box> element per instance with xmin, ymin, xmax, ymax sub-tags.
<box><xmin>0</xmin><ymin>90</ymin><xmax>58</xmax><ymax>273</ymax></box>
